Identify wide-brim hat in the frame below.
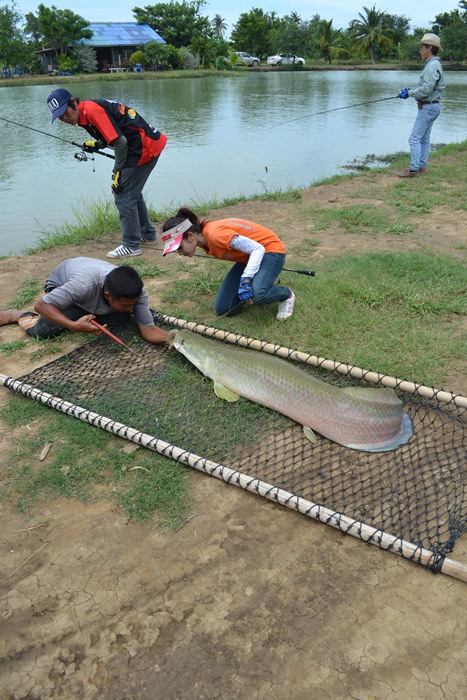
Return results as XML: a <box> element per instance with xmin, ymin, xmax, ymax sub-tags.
<box><xmin>162</xmin><ymin>219</ymin><xmax>193</xmax><ymax>255</ymax></box>
<box><xmin>47</xmin><ymin>88</ymin><xmax>72</xmax><ymax>122</ymax></box>
<box><xmin>418</xmin><ymin>33</ymin><xmax>443</xmax><ymax>50</ymax></box>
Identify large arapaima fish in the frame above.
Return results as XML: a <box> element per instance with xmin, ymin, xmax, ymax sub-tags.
<box><xmin>172</xmin><ymin>330</ymin><xmax>413</xmax><ymax>453</ymax></box>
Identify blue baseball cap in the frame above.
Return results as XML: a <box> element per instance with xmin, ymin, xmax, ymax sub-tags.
<box><xmin>47</xmin><ymin>88</ymin><xmax>72</xmax><ymax>122</ymax></box>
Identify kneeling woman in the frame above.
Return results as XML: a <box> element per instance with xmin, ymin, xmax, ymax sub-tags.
<box><xmin>161</xmin><ymin>207</ymin><xmax>295</xmax><ymax>320</ymax></box>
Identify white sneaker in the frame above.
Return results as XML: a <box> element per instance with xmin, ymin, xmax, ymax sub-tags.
<box><xmin>107</xmin><ymin>245</ymin><xmax>142</xmax><ymax>259</ymax></box>
<box><xmin>276</xmin><ymin>290</ymin><xmax>295</xmax><ymax>320</ymax></box>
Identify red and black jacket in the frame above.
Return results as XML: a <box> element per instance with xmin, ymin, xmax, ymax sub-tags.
<box><xmin>78</xmin><ymin>99</ymin><xmax>167</xmax><ymax>167</ymax></box>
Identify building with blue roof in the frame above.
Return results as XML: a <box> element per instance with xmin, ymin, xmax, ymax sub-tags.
<box><xmin>38</xmin><ymin>22</ymin><xmax>165</xmax><ymax>74</ymax></box>
<box><xmin>81</xmin><ymin>23</ymin><xmax>165</xmax><ymax>72</ymax></box>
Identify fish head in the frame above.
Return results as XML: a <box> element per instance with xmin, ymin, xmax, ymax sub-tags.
<box><xmin>173</xmin><ymin>330</ymin><xmax>212</xmax><ymax>375</ymax></box>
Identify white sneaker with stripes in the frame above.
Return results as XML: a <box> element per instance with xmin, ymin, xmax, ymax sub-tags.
<box><xmin>107</xmin><ymin>245</ymin><xmax>143</xmax><ymax>259</ymax></box>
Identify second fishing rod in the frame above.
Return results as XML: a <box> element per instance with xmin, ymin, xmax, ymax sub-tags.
<box><xmin>190</xmin><ymin>252</ymin><xmax>315</xmax><ymax>276</ymax></box>
<box><xmin>267</xmin><ymin>94</ymin><xmax>399</xmax><ymax>130</ymax></box>
<box><xmin>144</xmin><ymin>241</ymin><xmax>316</xmax><ymax>276</ymax></box>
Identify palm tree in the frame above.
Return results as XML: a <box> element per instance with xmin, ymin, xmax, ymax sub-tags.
<box><xmin>319</xmin><ymin>19</ymin><xmax>342</xmax><ymax>64</ymax></box>
<box><xmin>289</xmin><ymin>12</ymin><xmax>301</xmax><ymax>24</ymax></box>
<box><xmin>211</xmin><ymin>14</ymin><xmax>227</xmax><ymax>39</ymax></box>
<box><xmin>350</xmin><ymin>5</ymin><xmax>393</xmax><ymax>64</ymax></box>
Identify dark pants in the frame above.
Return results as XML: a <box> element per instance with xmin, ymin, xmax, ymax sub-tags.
<box><xmin>113</xmin><ymin>158</ymin><xmax>159</xmax><ymax>248</ymax></box>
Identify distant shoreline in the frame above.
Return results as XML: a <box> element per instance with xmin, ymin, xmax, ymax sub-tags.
<box><xmin>1</xmin><ymin>62</ymin><xmax>466</xmax><ymax>89</ymax></box>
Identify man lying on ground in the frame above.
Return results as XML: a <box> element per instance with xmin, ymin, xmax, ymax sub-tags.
<box><xmin>0</xmin><ymin>257</ymin><xmax>169</xmax><ymax>344</ymax></box>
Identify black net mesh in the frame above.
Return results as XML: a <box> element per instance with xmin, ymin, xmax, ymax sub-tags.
<box><xmin>13</xmin><ymin>316</ymin><xmax>467</xmax><ymax>570</ymax></box>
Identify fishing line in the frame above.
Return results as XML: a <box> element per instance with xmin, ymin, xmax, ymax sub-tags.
<box><xmin>0</xmin><ymin>116</ymin><xmax>115</xmax><ymax>160</ymax></box>
<box><xmin>268</xmin><ymin>95</ymin><xmax>399</xmax><ymax>129</ymax></box>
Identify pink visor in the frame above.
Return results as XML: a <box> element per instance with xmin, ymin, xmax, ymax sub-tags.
<box><xmin>162</xmin><ymin>218</ymin><xmax>193</xmax><ymax>255</ymax></box>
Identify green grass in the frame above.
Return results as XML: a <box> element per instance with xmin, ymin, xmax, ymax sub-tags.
<box><xmin>7</xmin><ymin>277</ymin><xmax>42</xmax><ymax>307</ymax></box>
<box><xmin>305</xmin><ymin>204</ymin><xmax>406</xmax><ymax>234</ymax></box>
<box><xmin>164</xmin><ymin>266</ymin><xmax>227</xmax><ymax>299</ymax></box>
<box><xmin>1</xmin><ymin>396</ymin><xmax>192</xmax><ymax>527</ymax></box>
<box><xmin>116</xmin><ymin>258</ymin><xmax>166</xmax><ymax>278</ymax></box>
<box><xmin>325</xmin><ymin>252</ymin><xmax>466</xmax><ymax>315</ymax></box>
<box><xmin>0</xmin><ymin>69</ymin><xmax>229</xmax><ymax>89</ymax></box>
<box><xmin>29</xmin><ymin>340</ymin><xmax>67</xmax><ymax>362</ymax></box>
<box><xmin>302</xmin><ymin>237</ymin><xmax>321</xmax><ymax>249</ymax></box>
<box><xmin>0</xmin><ymin>340</ymin><xmax>27</xmax><ymax>355</ymax></box>
<box><xmin>25</xmin><ymin>198</ymin><xmax>121</xmax><ymax>252</ymax></box>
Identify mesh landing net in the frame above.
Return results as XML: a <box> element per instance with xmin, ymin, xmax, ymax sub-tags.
<box><xmin>11</xmin><ymin>317</ymin><xmax>467</xmax><ymax>573</ymax></box>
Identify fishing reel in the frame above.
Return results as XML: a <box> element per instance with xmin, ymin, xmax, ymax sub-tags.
<box><xmin>74</xmin><ymin>150</ymin><xmax>96</xmax><ymax>172</ymax></box>
<box><xmin>74</xmin><ymin>150</ymin><xmax>89</xmax><ymax>162</ymax></box>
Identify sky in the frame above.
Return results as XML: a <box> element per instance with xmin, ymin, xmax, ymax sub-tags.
<box><xmin>16</xmin><ymin>1</ymin><xmax>460</xmax><ymax>36</ymax></box>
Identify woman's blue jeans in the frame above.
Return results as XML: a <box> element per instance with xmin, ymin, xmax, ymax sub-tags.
<box><xmin>409</xmin><ymin>103</ymin><xmax>440</xmax><ymax>171</ymax></box>
<box><xmin>214</xmin><ymin>253</ymin><xmax>289</xmax><ymax>316</ymax></box>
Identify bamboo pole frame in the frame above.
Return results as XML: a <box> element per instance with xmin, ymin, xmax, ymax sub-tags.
<box><xmin>157</xmin><ymin>314</ymin><xmax>467</xmax><ymax>408</ymax></box>
<box><xmin>1</xmin><ymin>374</ymin><xmax>466</xmax><ymax>583</ymax></box>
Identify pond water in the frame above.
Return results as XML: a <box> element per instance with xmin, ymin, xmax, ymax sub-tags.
<box><xmin>1</xmin><ymin>70</ymin><xmax>466</xmax><ymax>255</ymax></box>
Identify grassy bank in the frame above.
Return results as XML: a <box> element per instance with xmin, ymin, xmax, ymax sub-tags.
<box><xmin>0</xmin><ymin>68</ymin><xmax>220</xmax><ymax>89</ymax></box>
<box><xmin>25</xmin><ymin>140</ymin><xmax>467</xmax><ymax>254</ymax></box>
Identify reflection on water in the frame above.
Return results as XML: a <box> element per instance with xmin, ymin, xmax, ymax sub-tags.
<box><xmin>1</xmin><ymin>71</ymin><xmax>466</xmax><ymax>254</ymax></box>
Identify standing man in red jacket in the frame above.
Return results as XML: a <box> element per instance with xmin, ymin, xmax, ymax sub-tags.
<box><xmin>47</xmin><ymin>88</ymin><xmax>167</xmax><ymax>258</ymax></box>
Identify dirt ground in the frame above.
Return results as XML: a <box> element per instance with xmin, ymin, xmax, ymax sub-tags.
<box><xmin>1</xmin><ymin>168</ymin><xmax>466</xmax><ymax>699</ymax></box>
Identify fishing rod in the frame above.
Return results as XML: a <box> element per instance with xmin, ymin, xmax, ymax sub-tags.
<box><xmin>144</xmin><ymin>246</ymin><xmax>316</xmax><ymax>275</ymax></box>
<box><xmin>268</xmin><ymin>94</ymin><xmax>399</xmax><ymax>129</ymax></box>
<box><xmin>0</xmin><ymin>116</ymin><xmax>115</xmax><ymax>161</ymax></box>
<box><xmin>191</xmin><ymin>253</ymin><xmax>315</xmax><ymax>276</ymax></box>
<box><xmin>283</xmin><ymin>267</ymin><xmax>315</xmax><ymax>276</ymax></box>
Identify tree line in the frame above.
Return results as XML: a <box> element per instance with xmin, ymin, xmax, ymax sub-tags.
<box><xmin>1</xmin><ymin>1</ymin><xmax>466</xmax><ymax>75</ymax></box>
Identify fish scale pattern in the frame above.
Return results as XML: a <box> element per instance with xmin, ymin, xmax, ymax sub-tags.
<box><xmin>12</xmin><ymin>317</ymin><xmax>467</xmax><ymax>568</ymax></box>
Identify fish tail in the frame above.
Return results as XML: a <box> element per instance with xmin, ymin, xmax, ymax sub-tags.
<box><xmin>357</xmin><ymin>412</ymin><xmax>413</xmax><ymax>452</ymax></box>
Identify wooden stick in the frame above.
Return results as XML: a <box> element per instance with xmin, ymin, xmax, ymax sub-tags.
<box><xmin>39</xmin><ymin>441</ymin><xmax>53</xmax><ymax>461</ymax></box>
<box><xmin>1</xmin><ymin>374</ymin><xmax>466</xmax><ymax>583</ymax></box>
<box><xmin>8</xmin><ymin>537</ymin><xmax>54</xmax><ymax>578</ymax></box>
<box><xmin>13</xmin><ymin>522</ymin><xmax>48</xmax><ymax>534</ymax></box>
<box><xmin>158</xmin><ymin>314</ymin><xmax>467</xmax><ymax>408</ymax></box>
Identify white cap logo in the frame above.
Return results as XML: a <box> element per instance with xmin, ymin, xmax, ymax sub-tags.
<box><xmin>48</xmin><ymin>97</ymin><xmax>60</xmax><ymax>112</ymax></box>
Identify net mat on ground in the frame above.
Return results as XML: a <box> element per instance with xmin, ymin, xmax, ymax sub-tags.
<box><xmin>3</xmin><ymin>315</ymin><xmax>466</xmax><ymax>579</ymax></box>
